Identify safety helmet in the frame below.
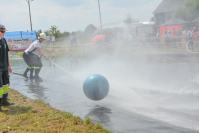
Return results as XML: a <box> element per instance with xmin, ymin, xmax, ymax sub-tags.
<box><xmin>0</xmin><ymin>24</ymin><xmax>6</xmax><ymax>32</ymax></box>
<box><xmin>38</xmin><ymin>32</ymin><xmax>46</xmax><ymax>40</ymax></box>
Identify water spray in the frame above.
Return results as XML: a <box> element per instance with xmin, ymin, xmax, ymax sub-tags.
<box><xmin>44</xmin><ymin>57</ymin><xmax>72</xmax><ymax>76</ymax></box>
<box><xmin>45</xmin><ymin>57</ymin><xmax>110</xmax><ymax>101</ymax></box>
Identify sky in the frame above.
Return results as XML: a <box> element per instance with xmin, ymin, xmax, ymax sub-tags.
<box><xmin>0</xmin><ymin>0</ymin><xmax>162</xmax><ymax>32</ymax></box>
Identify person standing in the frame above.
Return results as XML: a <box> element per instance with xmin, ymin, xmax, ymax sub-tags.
<box><xmin>0</xmin><ymin>24</ymin><xmax>12</xmax><ymax>108</ymax></box>
<box><xmin>23</xmin><ymin>32</ymin><xmax>46</xmax><ymax>82</ymax></box>
<box><xmin>186</xmin><ymin>29</ymin><xmax>194</xmax><ymax>52</ymax></box>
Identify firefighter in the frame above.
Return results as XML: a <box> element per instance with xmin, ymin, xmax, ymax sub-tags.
<box><xmin>0</xmin><ymin>24</ymin><xmax>12</xmax><ymax>108</ymax></box>
<box><xmin>23</xmin><ymin>32</ymin><xmax>46</xmax><ymax>82</ymax></box>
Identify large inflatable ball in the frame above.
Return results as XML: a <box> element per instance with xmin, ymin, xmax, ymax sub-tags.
<box><xmin>83</xmin><ymin>74</ymin><xmax>109</xmax><ymax>101</ymax></box>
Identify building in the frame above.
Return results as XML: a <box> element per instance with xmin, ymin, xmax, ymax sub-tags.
<box><xmin>153</xmin><ymin>0</ymin><xmax>187</xmax><ymax>25</ymax></box>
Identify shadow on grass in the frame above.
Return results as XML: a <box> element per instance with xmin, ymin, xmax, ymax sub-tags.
<box><xmin>3</xmin><ymin>105</ymin><xmax>32</xmax><ymax>115</ymax></box>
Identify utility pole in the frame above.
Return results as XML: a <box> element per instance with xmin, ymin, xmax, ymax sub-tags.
<box><xmin>26</xmin><ymin>0</ymin><xmax>33</xmax><ymax>31</ymax></box>
<box><xmin>97</xmin><ymin>0</ymin><xmax>103</xmax><ymax>30</ymax></box>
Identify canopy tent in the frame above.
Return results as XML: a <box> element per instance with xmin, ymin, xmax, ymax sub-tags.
<box><xmin>91</xmin><ymin>34</ymin><xmax>106</xmax><ymax>44</ymax></box>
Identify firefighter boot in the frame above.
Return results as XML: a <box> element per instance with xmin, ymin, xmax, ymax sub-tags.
<box><xmin>2</xmin><ymin>94</ymin><xmax>13</xmax><ymax>106</ymax></box>
<box><xmin>35</xmin><ymin>68</ymin><xmax>43</xmax><ymax>82</ymax></box>
<box><xmin>23</xmin><ymin>68</ymin><xmax>29</xmax><ymax>78</ymax></box>
<box><xmin>29</xmin><ymin>69</ymin><xmax>34</xmax><ymax>81</ymax></box>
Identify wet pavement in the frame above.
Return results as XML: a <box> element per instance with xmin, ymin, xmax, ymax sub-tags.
<box><xmin>10</xmin><ymin>53</ymin><xmax>199</xmax><ymax>133</ymax></box>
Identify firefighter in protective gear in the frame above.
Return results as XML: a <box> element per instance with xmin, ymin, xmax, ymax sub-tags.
<box><xmin>23</xmin><ymin>32</ymin><xmax>46</xmax><ymax>82</ymax></box>
<box><xmin>0</xmin><ymin>24</ymin><xmax>12</xmax><ymax>109</ymax></box>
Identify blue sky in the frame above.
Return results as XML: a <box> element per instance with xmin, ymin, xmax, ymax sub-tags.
<box><xmin>0</xmin><ymin>0</ymin><xmax>162</xmax><ymax>32</ymax></box>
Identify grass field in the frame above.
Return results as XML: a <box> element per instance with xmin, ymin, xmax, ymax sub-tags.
<box><xmin>0</xmin><ymin>89</ymin><xmax>111</xmax><ymax>133</ymax></box>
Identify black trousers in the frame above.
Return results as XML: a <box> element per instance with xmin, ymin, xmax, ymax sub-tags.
<box><xmin>23</xmin><ymin>52</ymin><xmax>42</xmax><ymax>78</ymax></box>
<box><xmin>23</xmin><ymin>52</ymin><xmax>42</xmax><ymax>67</ymax></box>
<box><xmin>23</xmin><ymin>52</ymin><xmax>32</xmax><ymax>66</ymax></box>
<box><xmin>0</xmin><ymin>70</ymin><xmax>9</xmax><ymax>99</ymax></box>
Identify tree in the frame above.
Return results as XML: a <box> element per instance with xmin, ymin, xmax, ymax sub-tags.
<box><xmin>60</xmin><ymin>32</ymin><xmax>70</xmax><ymax>38</ymax></box>
<box><xmin>48</xmin><ymin>25</ymin><xmax>61</xmax><ymax>38</ymax></box>
<box><xmin>84</xmin><ymin>24</ymin><xmax>97</xmax><ymax>35</ymax></box>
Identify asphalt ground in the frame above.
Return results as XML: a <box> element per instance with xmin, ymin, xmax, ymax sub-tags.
<box><xmin>10</xmin><ymin>52</ymin><xmax>199</xmax><ymax>133</ymax></box>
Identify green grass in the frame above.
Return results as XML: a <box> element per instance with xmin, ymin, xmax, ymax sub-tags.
<box><xmin>0</xmin><ymin>89</ymin><xmax>111</xmax><ymax>133</ymax></box>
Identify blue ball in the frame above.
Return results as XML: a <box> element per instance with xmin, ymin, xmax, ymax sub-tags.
<box><xmin>83</xmin><ymin>74</ymin><xmax>109</xmax><ymax>101</ymax></box>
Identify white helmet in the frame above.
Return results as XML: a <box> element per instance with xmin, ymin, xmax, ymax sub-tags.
<box><xmin>39</xmin><ymin>32</ymin><xmax>46</xmax><ymax>40</ymax></box>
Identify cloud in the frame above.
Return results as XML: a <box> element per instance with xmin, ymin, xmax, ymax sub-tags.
<box><xmin>30</xmin><ymin>0</ymin><xmax>100</xmax><ymax>32</ymax></box>
<box><xmin>0</xmin><ymin>0</ymin><xmax>161</xmax><ymax>32</ymax></box>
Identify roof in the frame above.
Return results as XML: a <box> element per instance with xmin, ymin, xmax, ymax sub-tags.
<box><xmin>154</xmin><ymin>0</ymin><xmax>187</xmax><ymax>14</ymax></box>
